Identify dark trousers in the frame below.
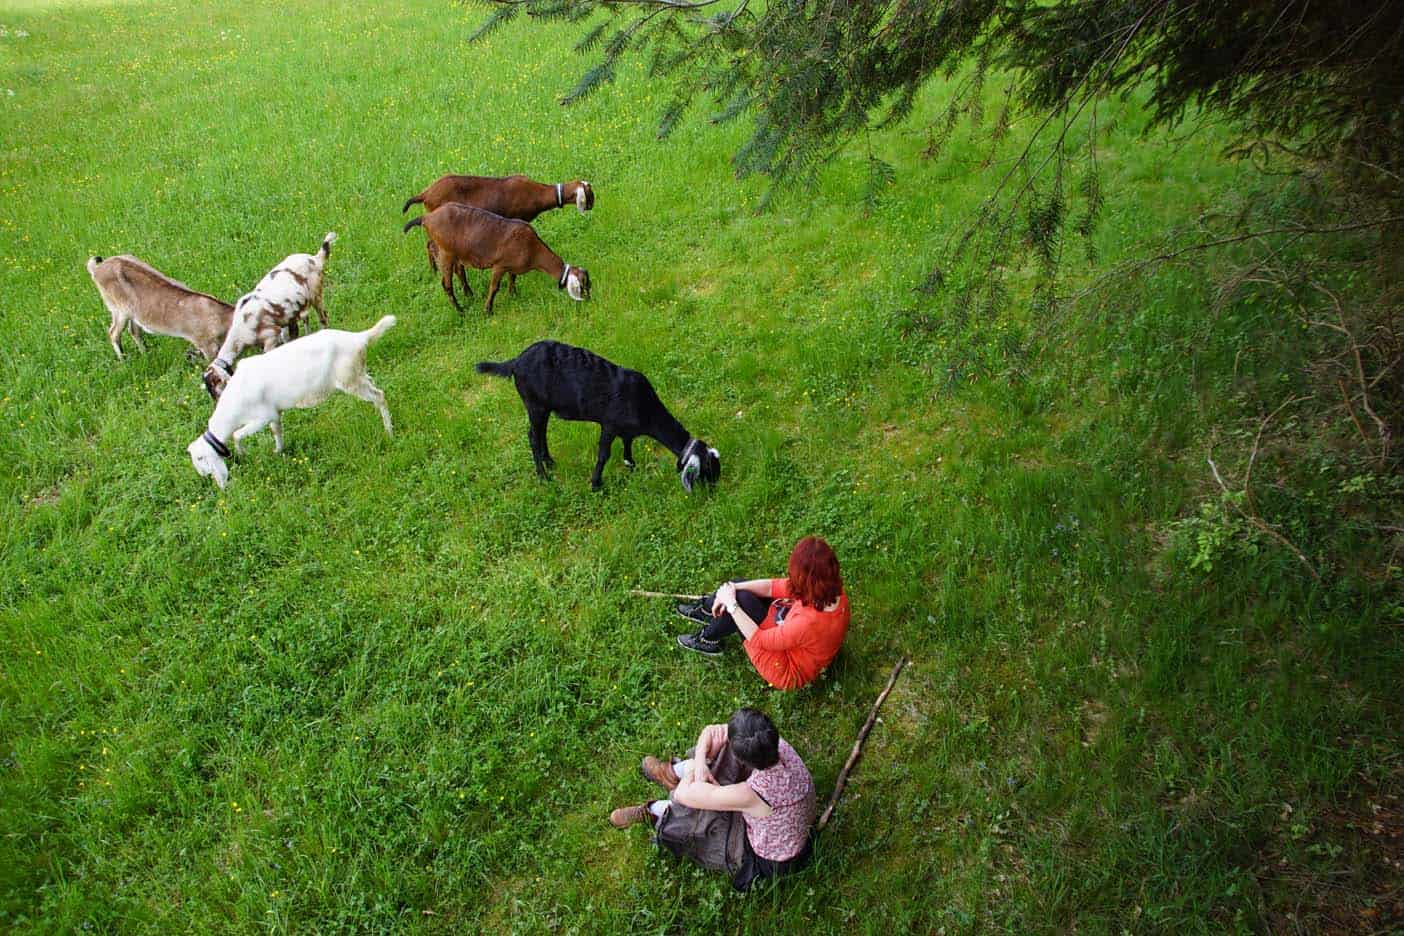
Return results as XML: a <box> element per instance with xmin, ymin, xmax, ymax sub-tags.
<box><xmin>699</xmin><ymin>584</ymin><xmax>776</xmax><ymax>641</ymax></box>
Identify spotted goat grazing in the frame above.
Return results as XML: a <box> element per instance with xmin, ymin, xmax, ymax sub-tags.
<box><xmin>87</xmin><ymin>255</ymin><xmax>234</xmax><ymax>362</ymax></box>
<box><xmin>202</xmin><ymin>232</ymin><xmax>337</xmax><ymax>400</ymax></box>
<box><xmin>404</xmin><ymin>206</ymin><xmax>590</xmax><ymax>315</ymax></box>
<box><xmin>402</xmin><ymin>174</ymin><xmax>594</xmax><ymax>277</ymax></box>
<box><xmin>475</xmin><ymin>340</ymin><xmax>719</xmax><ymax>491</ymax></box>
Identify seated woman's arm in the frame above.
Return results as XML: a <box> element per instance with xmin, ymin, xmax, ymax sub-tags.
<box><xmin>672</xmin><ymin>776</ymin><xmax>772</xmax><ymax>817</ymax></box>
<box><xmin>731</xmin><ymin>579</ymin><xmax>774</xmax><ymax>598</ymax></box>
<box><xmin>715</xmin><ymin>583</ymin><xmax>762</xmax><ymax>639</ymax></box>
<box><xmin>690</xmin><ymin>723</ymin><xmax>728</xmax><ymax>783</ymax></box>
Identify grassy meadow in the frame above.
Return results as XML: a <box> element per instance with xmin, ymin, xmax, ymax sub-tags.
<box><xmin>1</xmin><ymin>0</ymin><xmax>1398</xmax><ymax>932</ymax></box>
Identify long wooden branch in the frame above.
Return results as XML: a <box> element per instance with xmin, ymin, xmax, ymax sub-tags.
<box><xmin>629</xmin><ymin>589</ymin><xmax>702</xmax><ymax>600</ymax></box>
<box><xmin>817</xmin><ymin>656</ymin><xmax>908</xmax><ymax>831</ymax></box>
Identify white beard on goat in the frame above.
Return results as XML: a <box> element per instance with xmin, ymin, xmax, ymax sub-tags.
<box><xmin>566</xmin><ymin>271</ymin><xmax>586</xmax><ymax>301</ymax></box>
<box><xmin>576</xmin><ymin>183</ymin><xmax>590</xmax><ymax>213</ymax></box>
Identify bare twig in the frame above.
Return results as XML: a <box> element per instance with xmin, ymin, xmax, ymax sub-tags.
<box><xmin>817</xmin><ymin>656</ymin><xmax>908</xmax><ymax>831</ymax></box>
<box><xmin>1313</xmin><ymin>282</ymin><xmax>1392</xmax><ymax>464</ymax></box>
<box><xmin>1207</xmin><ymin>434</ymin><xmax>1323</xmax><ymax>584</ymax></box>
<box><xmin>1077</xmin><ymin>215</ymin><xmax>1404</xmax><ymax>299</ymax></box>
<box><xmin>1244</xmin><ymin>395</ymin><xmax>1305</xmax><ymax>510</ymax></box>
<box><xmin>629</xmin><ymin>589</ymin><xmax>701</xmax><ymax>600</ymax></box>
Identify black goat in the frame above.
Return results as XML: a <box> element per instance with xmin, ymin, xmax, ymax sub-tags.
<box><xmin>475</xmin><ymin>340</ymin><xmax>721</xmax><ymax>491</ymax></box>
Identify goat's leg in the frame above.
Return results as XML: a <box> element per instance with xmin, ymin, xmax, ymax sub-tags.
<box><xmin>442</xmin><ymin>263</ymin><xmax>465</xmax><ymax>315</ymax></box>
<box><xmin>313</xmin><ymin>294</ymin><xmax>328</xmax><ymax>329</ymax></box>
<box><xmin>107</xmin><ymin>312</ymin><xmax>127</xmax><ymax>360</ymax></box>
<box><xmin>126</xmin><ymin>320</ymin><xmax>148</xmax><ymax>353</ymax></box>
<box><xmin>346</xmin><ymin>376</ymin><xmax>393</xmax><ymax>437</ymax></box>
<box><xmin>527</xmin><ymin>407</ymin><xmax>552</xmax><ymax>475</ymax></box>
<box><xmin>427</xmin><ymin>239</ymin><xmax>438</xmax><ymax>275</ymax></box>
<box><xmin>456</xmin><ymin>263</ymin><xmax>473</xmax><ymax>298</ymax></box>
<box><xmin>484</xmin><ymin>268</ymin><xmax>505</xmax><ymax>315</ymax></box>
<box><xmin>271</xmin><ymin>417</ymin><xmax>284</xmax><ymax>454</ymax></box>
<box><xmin>508</xmin><ymin>273</ymin><xmax>518</xmax><ymax>296</ymax></box>
<box><xmin>622</xmin><ymin>436</ymin><xmax>636</xmax><ymax>469</ymax></box>
<box><xmin>288</xmin><ymin>318</ymin><xmax>300</xmax><ymax>340</ymax></box>
<box><xmin>232</xmin><ymin>417</ymin><xmax>272</xmax><ymax>456</ymax></box>
<box><xmin>590</xmin><ymin>428</ymin><xmax>616</xmax><ymax>491</ymax></box>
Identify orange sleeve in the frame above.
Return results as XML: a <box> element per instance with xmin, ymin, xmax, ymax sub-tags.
<box><xmin>770</xmin><ymin>578</ymin><xmax>791</xmax><ymax>599</ymax></box>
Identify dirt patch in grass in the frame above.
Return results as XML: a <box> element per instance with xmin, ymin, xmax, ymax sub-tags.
<box><xmin>24</xmin><ymin>485</ymin><xmax>60</xmax><ymax>509</ymax></box>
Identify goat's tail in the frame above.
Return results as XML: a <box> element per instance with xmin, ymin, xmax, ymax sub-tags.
<box><xmin>402</xmin><ymin>193</ymin><xmax>424</xmax><ymax>214</ymax></box>
<box><xmin>475</xmin><ymin>358</ymin><xmax>515</xmax><ymax>379</ymax></box>
<box><xmin>402</xmin><ymin>216</ymin><xmax>424</xmax><ymax>234</ymax></box>
<box><xmin>319</xmin><ymin>231</ymin><xmax>338</xmax><ymax>258</ymax></box>
<box><xmin>363</xmin><ymin>315</ymin><xmax>397</xmax><ymax>345</ymax></box>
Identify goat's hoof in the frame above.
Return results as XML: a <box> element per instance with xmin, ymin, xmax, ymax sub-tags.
<box><xmin>623</xmin><ymin>459</ymin><xmax>636</xmax><ymax>470</ymax></box>
<box><xmin>590</xmin><ymin>480</ymin><xmax>604</xmax><ymax>492</ymax></box>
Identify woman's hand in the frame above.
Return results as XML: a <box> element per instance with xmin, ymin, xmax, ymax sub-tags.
<box><xmin>712</xmin><ymin>582</ymin><xmax>737</xmax><ymax>617</ymax></box>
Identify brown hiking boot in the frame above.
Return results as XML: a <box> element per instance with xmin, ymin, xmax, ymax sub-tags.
<box><xmin>609</xmin><ymin>803</ymin><xmax>653</xmax><ymax>829</ymax></box>
<box><xmin>640</xmin><ymin>756</ymin><xmax>680</xmax><ymax>791</ymax></box>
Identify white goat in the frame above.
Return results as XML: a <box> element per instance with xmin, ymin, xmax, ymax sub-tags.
<box><xmin>187</xmin><ymin>316</ymin><xmax>396</xmax><ymax>488</ymax></box>
<box><xmin>203</xmin><ymin>231</ymin><xmax>337</xmax><ymax>399</ymax></box>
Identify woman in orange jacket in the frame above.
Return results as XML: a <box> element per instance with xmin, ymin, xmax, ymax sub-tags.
<box><xmin>676</xmin><ymin>536</ymin><xmax>850</xmax><ymax>690</ymax></box>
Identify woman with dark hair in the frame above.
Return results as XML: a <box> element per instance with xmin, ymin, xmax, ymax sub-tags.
<box><xmin>675</xmin><ymin>536</ymin><xmax>850</xmax><ymax>690</ymax></box>
<box><xmin>609</xmin><ymin>708</ymin><xmax>816</xmax><ymax>891</ymax></box>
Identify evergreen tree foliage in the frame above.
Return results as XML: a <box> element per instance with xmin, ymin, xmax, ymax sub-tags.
<box><xmin>467</xmin><ymin>0</ymin><xmax>1404</xmax><ymax>199</ymax></box>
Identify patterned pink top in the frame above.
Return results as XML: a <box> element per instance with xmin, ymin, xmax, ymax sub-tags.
<box><xmin>744</xmin><ymin>739</ymin><xmax>815</xmax><ymax>861</ymax></box>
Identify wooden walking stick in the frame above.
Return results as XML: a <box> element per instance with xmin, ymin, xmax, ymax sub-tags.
<box><xmin>817</xmin><ymin>656</ymin><xmax>909</xmax><ymax>831</ymax></box>
<box><xmin>629</xmin><ymin>589</ymin><xmax>702</xmax><ymax>600</ymax></box>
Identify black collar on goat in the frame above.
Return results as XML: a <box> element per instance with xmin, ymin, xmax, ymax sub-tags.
<box><xmin>202</xmin><ymin>429</ymin><xmax>231</xmax><ymax>459</ymax></box>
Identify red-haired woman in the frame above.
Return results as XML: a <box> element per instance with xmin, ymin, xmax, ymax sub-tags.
<box><xmin>676</xmin><ymin>536</ymin><xmax>850</xmax><ymax>690</ymax></box>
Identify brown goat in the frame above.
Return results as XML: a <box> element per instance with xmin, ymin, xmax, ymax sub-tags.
<box><xmin>403</xmin><ymin>205</ymin><xmax>591</xmax><ymax>315</ymax></box>
<box><xmin>87</xmin><ymin>255</ymin><xmax>233</xmax><ymax>362</ymax></box>
<box><xmin>402</xmin><ymin>174</ymin><xmax>594</xmax><ymax>274</ymax></box>
<box><xmin>403</xmin><ymin>174</ymin><xmax>594</xmax><ymax>220</ymax></box>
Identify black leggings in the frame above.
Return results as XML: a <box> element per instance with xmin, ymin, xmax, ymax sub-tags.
<box><xmin>699</xmin><ymin>584</ymin><xmax>776</xmax><ymax>641</ymax></box>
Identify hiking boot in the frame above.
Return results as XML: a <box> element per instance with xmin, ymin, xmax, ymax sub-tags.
<box><xmin>675</xmin><ymin>599</ymin><xmax>714</xmax><ymax>626</ymax></box>
<box><xmin>609</xmin><ymin>803</ymin><xmax>654</xmax><ymax>829</ymax></box>
<box><xmin>677</xmin><ymin>631</ymin><xmax>724</xmax><ymax>657</ymax></box>
<box><xmin>640</xmin><ymin>756</ymin><xmax>680</xmax><ymax>791</ymax></box>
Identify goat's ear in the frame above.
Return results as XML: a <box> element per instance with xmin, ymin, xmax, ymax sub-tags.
<box><xmin>680</xmin><ymin>452</ymin><xmax>701</xmax><ymax>492</ymax></box>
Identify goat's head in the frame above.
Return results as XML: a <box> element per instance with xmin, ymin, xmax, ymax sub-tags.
<box><xmin>678</xmin><ymin>438</ymin><xmax>721</xmax><ymax>492</ymax></box>
<box><xmin>202</xmin><ymin>358</ymin><xmax>232</xmax><ymax>401</ymax></box>
<box><xmin>188</xmin><ymin>432</ymin><xmax>230</xmax><ymax>489</ymax></box>
<box><xmin>561</xmin><ymin>265</ymin><xmax>591</xmax><ymax>302</ymax></box>
<box><xmin>571</xmin><ymin>180</ymin><xmax>594</xmax><ymax>213</ymax></box>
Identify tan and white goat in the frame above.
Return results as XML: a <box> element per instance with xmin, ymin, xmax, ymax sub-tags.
<box><xmin>87</xmin><ymin>255</ymin><xmax>234</xmax><ymax>362</ymax></box>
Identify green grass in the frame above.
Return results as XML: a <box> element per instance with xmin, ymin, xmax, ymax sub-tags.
<box><xmin>0</xmin><ymin>0</ymin><xmax>1398</xmax><ymax>932</ymax></box>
